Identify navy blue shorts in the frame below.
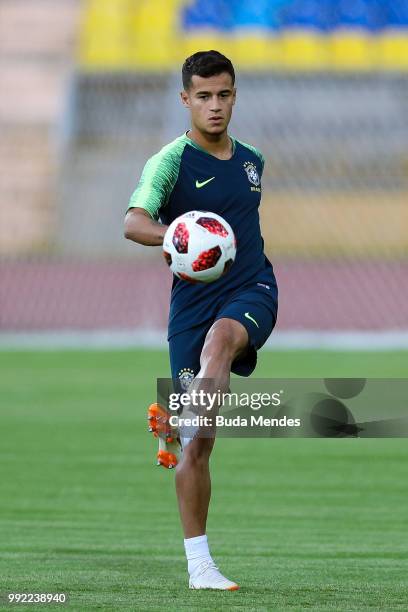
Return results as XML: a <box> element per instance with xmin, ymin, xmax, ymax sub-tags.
<box><xmin>168</xmin><ymin>282</ymin><xmax>278</xmax><ymax>381</ymax></box>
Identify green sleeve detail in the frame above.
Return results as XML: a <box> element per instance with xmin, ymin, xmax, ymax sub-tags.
<box><xmin>236</xmin><ymin>139</ymin><xmax>265</xmax><ymax>171</ymax></box>
<box><xmin>128</xmin><ymin>135</ymin><xmax>187</xmax><ymax>219</ymax></box>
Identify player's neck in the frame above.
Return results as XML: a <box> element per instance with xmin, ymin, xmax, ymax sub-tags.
<box><xmin>187</xmin><ymin>129</ymin><xmax>233</xmax><ymax>161</ymax></box>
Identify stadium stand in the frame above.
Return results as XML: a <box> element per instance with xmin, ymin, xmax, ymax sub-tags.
<box><xmin>79</xmin><ymin>0</ymin><xmax>408</xmax><ymax>70</ymax></box>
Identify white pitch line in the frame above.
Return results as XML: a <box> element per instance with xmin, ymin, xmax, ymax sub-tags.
<box><xmin>1</xmin><ymin>329</ymin><xmax>408</xmax><ymax>350</ymax></box>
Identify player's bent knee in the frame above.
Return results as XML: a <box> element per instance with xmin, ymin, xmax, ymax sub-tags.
<box><xmin>180</xmin><ymin>436</ymin><xmax>214</xmax><ymax>466</ymax></box>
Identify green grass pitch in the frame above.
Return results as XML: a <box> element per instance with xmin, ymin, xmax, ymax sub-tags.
<box><xmin>1</xmin><ymin>349</ymin><xmax>407</xmax><ymax>610</ymax></box>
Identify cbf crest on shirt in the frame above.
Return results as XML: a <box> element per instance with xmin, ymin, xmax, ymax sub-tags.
<box><xmin>243</xmin><ymin>161</ymin><xmax>261</xmax><ymax>191</ymax></box>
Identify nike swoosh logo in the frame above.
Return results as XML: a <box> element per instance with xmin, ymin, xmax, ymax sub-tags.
<box><xmin>245</xmin><ymin>312</ymin><xmax>259</xmax><ymax>328</ymax></box>
<box><xmin>196</xmin><ymin>177</ymin><xmax>215</xmax><ymax>189</ymax></box>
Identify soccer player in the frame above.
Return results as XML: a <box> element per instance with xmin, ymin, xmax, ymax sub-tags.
<box><xmin>124</xmin><ymin>50</ymin><xmax>278</xmax><ymax>590</ymax></box>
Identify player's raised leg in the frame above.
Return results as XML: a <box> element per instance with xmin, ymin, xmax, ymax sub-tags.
<box><xmin>176</xmin><ymin>318</ymin><xmax>248</xmax><ymax>590</ymax></box>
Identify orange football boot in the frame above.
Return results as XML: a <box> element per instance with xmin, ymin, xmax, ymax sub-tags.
<box><xmin>147</xmin><ymin>403</ymin><xmax>182</xmax><ymax>469</ymax></box>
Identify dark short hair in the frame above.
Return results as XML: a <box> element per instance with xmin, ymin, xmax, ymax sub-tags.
<box><xmin>182</xmin><ymin>50</ymin><xmax>235</xmax><ymax>90</ymax></box>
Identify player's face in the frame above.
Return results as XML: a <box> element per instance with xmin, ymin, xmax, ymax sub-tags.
<box><xmin>181</xmin><ymin>72</ymin><xmax>236</xmax><ymax>136</ymax></box>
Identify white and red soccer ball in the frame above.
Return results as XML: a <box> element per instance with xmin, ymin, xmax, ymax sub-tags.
<box><xmin>163</xmin><ymin>211</ymin><xmax>236</xmax><ymax>283</ymax></box>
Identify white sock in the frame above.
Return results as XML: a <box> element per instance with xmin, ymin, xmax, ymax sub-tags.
<box><xmin>184</xmin><ymin>534</ymin><xmax>213</xmax><ymax>577</ymax></box>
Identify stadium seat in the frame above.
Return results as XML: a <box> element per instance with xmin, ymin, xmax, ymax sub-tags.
<box><xmin>387</xmin><ymin>0</ymin><xmax>408</xmax><ymax>27</ymax></box>
<box><xmin>333</xmin><ymin>0</ymin><xmax>386</xmax><ymax>32</ymax></box>
<box><xmin>182</xmin><ymin>0</ymin><xmax>234</xmax><ymax>31</ymax></box>
<box><xmin>233</xmin><ymin>0</ymin><xmax>283</xmax><ymax>31</ymax></box>
<box><xmin>278</xmin><ymin>1</ymin><xmax>332</xmax><ymax>69</ymax></box>
<box><xmin>278</xmin><ymin>0</ymin><xmax>333</xmax><ymax>32</ymax></box>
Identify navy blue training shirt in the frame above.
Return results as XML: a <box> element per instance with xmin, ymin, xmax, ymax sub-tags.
<box><xmin>128</xmin><ymin>132</ymin><xmax>278</xmax><ymax>338</ymax></box>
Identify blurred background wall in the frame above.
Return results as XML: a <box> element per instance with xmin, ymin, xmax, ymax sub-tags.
<box><xmin>1</xmin><ymin>0</ymin><xmax>407</xmax><ymax>340</ymax></box>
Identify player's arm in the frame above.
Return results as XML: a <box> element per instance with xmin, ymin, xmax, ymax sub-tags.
<box><xmin>124</xmin><ymin>208</ymin><xmax>167</xmax><ymax>246</ymax></box>
<box><xmin>124</xmin><ymin>146</ymin><xmax>182</xmax><ymax>247</ymax></box>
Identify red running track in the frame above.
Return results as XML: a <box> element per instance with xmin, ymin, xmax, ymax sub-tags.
<box><xmin>1</xmin><ymin>260</ymin><xmax>407</xmax><ymax>331</ymax></box>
